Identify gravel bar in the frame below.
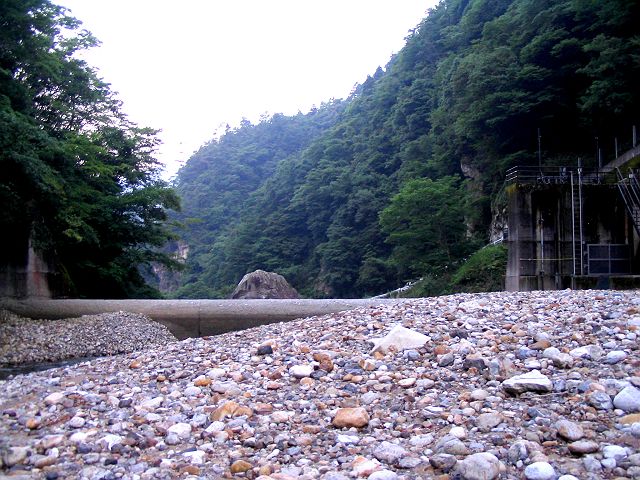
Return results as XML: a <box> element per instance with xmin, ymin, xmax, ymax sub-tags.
<box><xmin>1</xmin><ymin>289</ymin><xmax>640</xmax><ymax>480</ymax></box>
<box><xmin>0</xmin><ymin>311</ymin><xmax>177</xmax><ymax>367</ymax></box>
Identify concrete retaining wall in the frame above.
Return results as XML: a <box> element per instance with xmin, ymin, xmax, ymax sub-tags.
<box><xmin>0</xmin><ymin>298</ymin><xmax>401</xmax><ymax>340</ymax></box>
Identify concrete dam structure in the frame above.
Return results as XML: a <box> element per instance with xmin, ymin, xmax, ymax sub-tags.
<box><xmin>0</xmin><ymin>298</ymin><xmax>401</xmax><ymax>340</ymax></box>
<box><xmin>505</xmin><ymin>144</ymin><xmax>640</xmax><ymax>291</ymax></box>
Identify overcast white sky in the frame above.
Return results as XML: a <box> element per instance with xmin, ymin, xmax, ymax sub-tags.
<box><xmin>56</xmin><ymin>1</ymin><xmax>436</xmax><ymax>178</ymax></box>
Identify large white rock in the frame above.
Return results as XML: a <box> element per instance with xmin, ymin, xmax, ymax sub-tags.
<box><xmin>167</xmin><ymin>422</ymin><xmax>192</xmax><ymax>439</ymax></box>
<box><xmin>370</xmin><ymin>324</ymin><xmax>429</xmax><ymax>354</ymax></box>
<box><xmin>569</xmin><ymin>345</ymin><xmax>603</xmax><ymax>360</ymax></box>
<box><xmin>289</xmin><ymin>364</ymin><xmax>314</xmax><ymax>378</ymax></box>
<box><xmin>502</xmin><ymin>370</ymin><xmax>553</xmax><ymax>395</ymax></box>
<box><xmin>44</xmin><ymin>392</ymin><xmax>65</xmax><ymax>406</ymax></box>
<box><xmin>524</xmin><ymin>461</ymin><xmax>556</xmax><ymax>480</ymax></box>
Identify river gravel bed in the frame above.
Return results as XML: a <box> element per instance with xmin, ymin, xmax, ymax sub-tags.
<box><xmin>0</xmin><ymin>310</ymin><xmax>177</xmax><ymax>367</ymax></box>
<box><xmin>2</xmin><ymin>289</ymin><xmax>640</xmax><ymax>479</ymax></box>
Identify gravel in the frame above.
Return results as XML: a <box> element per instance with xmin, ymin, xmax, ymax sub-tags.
<box><xmin>0</xmin><ymin>310</ymin><xmax>177</xmax><ymax>366</ymax></box>
<box><xmin>1</xmin><ymin>289</ymin><xmax>640</xmax><ymax>479</ymax></box>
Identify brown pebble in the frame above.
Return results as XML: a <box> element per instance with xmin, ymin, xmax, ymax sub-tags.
<box><xmin>620</xmin><ymin>413</ymin><xmax>640</xmax><ymax>425</ymax></box>
<box><xmin>181</xmin><ymin>465</ymin><xmax>201</xmax><ymax>475</ymax></box>
<box><xmin>194</xmin><ymin>377</ymin><xmax>211</xmax><ymax>387</ymax></box>
<box><xmin>26</xmin><ymin>418</ymin><xmax>40</xmax><ymax>430</ymax></box>
<box><xmin>530</xmin><ymin>340</ymin><xmax>552</xmax><ymax>350</ymax></box>
<box><xmin>332</xmin><ymin>407</ymin><xmax>369</xmax><ymax>428</ymax></box>
<box><xmin>230</xmin><ymin>459</ymin><xmax>252</xmax><ymax>473</ymax></box>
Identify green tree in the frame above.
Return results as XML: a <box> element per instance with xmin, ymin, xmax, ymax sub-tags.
<box><xmin>379</xmin><ymin>176</ymin><xmax>473</xmax><ymax>279</ymax></box>
<box><xmin>0</xmin><ymin>0</ymin><xmax>180</xmax><ymax>298</ymax></box>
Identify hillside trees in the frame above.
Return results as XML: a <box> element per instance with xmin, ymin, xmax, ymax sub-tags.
<box><xmin>379</xmin><ymin>176</ymin><xmax>476</xmax><ymax>279</ymax></box>
<box><xmin>173</xmin><ymin>0</ymin><xmax>640</xmax><ymax>298</ymax></box>
<box><xmin>173</xmin><ymin>103</ymin><xmax>346</xmax><ymax>298</ymax></box>
<box><xmin>0</xmin><ymin>0</ymin><xmax>179</xmax><ymax>297</ymax></box>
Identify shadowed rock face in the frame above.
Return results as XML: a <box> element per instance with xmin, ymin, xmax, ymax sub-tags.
<box><xmin>230</xmin><ymin>270</ymin><xmax>299</xmax><ymax>299</ymax></box>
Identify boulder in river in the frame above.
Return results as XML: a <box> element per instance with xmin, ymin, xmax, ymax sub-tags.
<box><xmin>230</xmin><ymin>269</ymin><xmax>299</xmax><ymax>299</ymax></box>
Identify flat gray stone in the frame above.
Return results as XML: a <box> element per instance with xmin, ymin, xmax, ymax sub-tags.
<box><xmin>372</xmin><ymin>441</ymin><xmax>408</xmax><ymax>465</ymax></box>
<box><xmin>502</xmin><ymin>370</ymin><xmax>553</xmax><ymax>394</ymax></box>
<box><xmin>588</xmin><ymin>391</ymin><xmax>613</xmax><ymax>410</ymax></box>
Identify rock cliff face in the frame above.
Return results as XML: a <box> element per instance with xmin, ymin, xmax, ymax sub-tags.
<box><xmin>147</xmin><ymin>241</ymin><xmax>189</xmax><ymax>293</ymax></box>
<box><xmin>230</xmin><ymin>270</ymin><xmax>299</xmax><ymax>299</ymax></box>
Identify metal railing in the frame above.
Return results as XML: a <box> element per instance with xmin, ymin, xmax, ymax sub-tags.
<box><xmin>505</xmin><ymin>166</ymin><xmax>612</xmax><ymax>186</ymax></box>
<box><xmin>615</xmin><ymin>168</ymin><xmax>640</xmax><ymax>234</ymax></box>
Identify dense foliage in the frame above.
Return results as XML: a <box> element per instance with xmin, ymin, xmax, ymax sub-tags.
<box><xmin>173</xmin><ymin>0</ymin><xmax>639</xmax><ymax>298</ymax></box>
<box><xmin>402</xmin><ymin>244</ymin><xmax>508</xmax><ymax>298</ymax></box>
<box><xmin>0</xmin><ymin>0</ymin><xmax>179</xmax><ymax>297</ymax></box>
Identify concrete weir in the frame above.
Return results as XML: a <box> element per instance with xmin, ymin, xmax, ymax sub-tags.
<box><xmin>0</xmin><ymin>298</ymin><xmax>401</xmax><ymax>340</ymax></box>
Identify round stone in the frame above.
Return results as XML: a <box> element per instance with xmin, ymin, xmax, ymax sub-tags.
<box><xmin>449</xmin><ymin>426</ymin><xmax>467</xmax><ymax>439</ymax></box>
<box><xmin>368</xmin><ymin>470</ymin><xmax>398</xmax><ymax>480</ymax></box>
<box><xmin>470</xmin><ymin>389</ymin><xmax>489</xmax><ymax>401</ymax></box>
<box><xmin>556</xmin><ymin>419</ymin><xmax>584</xmax><ymax>441</ymax></box>
<box><xmin>230</xmin><ymin>459</ymin><xmax>252</xmax><ymax>473</ymax></box>
<box><xmin>456</xmin><ymin>452</ymin><xmax>501</xmax><ymax>480</ymax></box>
<box><xmin>613</xmin><ymin>386</ymin><xmax>640</xmax><ymax>412</ymax></box>
<box><xmin>44</xmin><ymin>392</ymin><xmax>65</xmax><ymax>405</ymax></box>
<box><xmin>524</xmin><ymin>461</ymin><xmax>556</xmax><ymax>480</ymax></box>
<box><xmin>588</xmin><ymin>391</ymin><xmax>613</xmax><ymax>410</ymax></box>
<box><xmin>167</xmin><ymin>422</ymin><xmax>192</xmax><ymax>438</ymax></box>
<box><xmin>602</xmin><ymin>445</ymin><xmax>628</xmax><ymax>461</ymax></box>
<box><xmin>68</xmin><ymin>416</ymin><xmax>86</xmax><ymax>428</ymax></box>
<box><xmin>332</xmin><ymin>407</ymin><xmax>369</xmax><ymax>428</ymax></box>
<box><xmin>372</xmin><ymin>441</ymin><xmax>408</xmax><ymax>466</ymax></box>
<box><xmin>184</xmin><ymin>386</ymin><xmax>201</xmax><ymax>396</ymax></box>
<box><xmin>430</xmin><ymin>453</ymin><xmax>457</xmax><ymax>472</ymax></box>
<box><xmin>605</xmin><ymin>350</ymin><xmax>627</xmax><ymax>364</ymax></box>
<box><xmin>476</xmin><ymin>412</ymin><xmax>503</xmax><ymax>431</ymax></box>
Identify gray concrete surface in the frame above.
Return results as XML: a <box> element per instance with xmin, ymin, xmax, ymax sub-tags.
<box><xmin>0</xmin><ymin>298</ymin><xmax>401</xmax><ymax>339</ymax></box>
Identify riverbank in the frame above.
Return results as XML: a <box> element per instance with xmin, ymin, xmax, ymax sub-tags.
<box><xmin>0</xmin><ymin>310</ymin><xmax>177</xmax><ymax>368</ymax></box>
<box><xmin>1</xmin><ymin>290</ymin><xmax>640</xmax><ymax>479</ymax></box>
<box><xmin>0</xmin><ymin>298</ymin><xmax>401</xmax><ymax>339</ymax></box>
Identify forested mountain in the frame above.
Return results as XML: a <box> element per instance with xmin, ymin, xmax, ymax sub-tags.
<box><xmin>173</xmin><ymin>0</ymin><xmax>640</xmax><ymax>299</ymax></box>
<box><xmin>1</xmin><ymin>0</ymin><xmax>179</xmax><ymax>298</ymax></box>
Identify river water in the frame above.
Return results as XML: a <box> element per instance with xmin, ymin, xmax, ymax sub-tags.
<box><xmin>0</xmin><ymin>356</ymin><xmax>96</xmax><ymax>380</ymax></box>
